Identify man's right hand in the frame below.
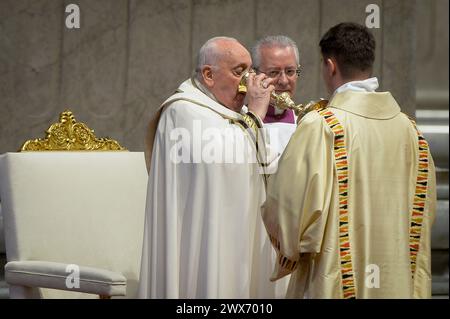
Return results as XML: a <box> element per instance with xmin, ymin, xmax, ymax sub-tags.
<box><xmin>246</xmin><ymin>72</ymin><xmax>275</xmax><ymax>120</ymax></box>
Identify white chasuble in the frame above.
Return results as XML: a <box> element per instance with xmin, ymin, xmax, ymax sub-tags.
<box><xmin>138</xmin><ymin>79</ymin><xmax>288</xmax><ymax>298</ymax></box>
<box><xmin>263</xmin><ymin>90</ymin><xmax>436</xmax><ymax>298</ymax></box>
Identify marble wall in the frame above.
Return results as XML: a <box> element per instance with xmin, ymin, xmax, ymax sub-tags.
<box><xmin>416</xmin><ymin>0</ymin><xmax>449</xmax><ymax>109</ymax></box>
<box><xmin>0</xmin><ymin>0</ymin><xmax>433</xmax><ymax>153</ymax></box>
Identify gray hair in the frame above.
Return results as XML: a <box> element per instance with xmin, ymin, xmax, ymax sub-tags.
<box><xmin>251</xmin><ymin>35</ymin><xmax>299</xmax><ymax>70</ymax></box>
<box><xmin>195</xmin><ymin>36</ymin><xmax>238</xmax><ymax>80</ymax></box>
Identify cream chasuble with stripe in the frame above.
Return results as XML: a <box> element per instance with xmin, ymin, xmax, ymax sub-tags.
<box><xmin>139</xmin><ymin>78</ymin><xmax>289</xmax><ymax>298</ymax></box>
<box><xmin>262</xmin><ymin>90</ymin><xmax>436</xmax><ymax>298</ymax></box>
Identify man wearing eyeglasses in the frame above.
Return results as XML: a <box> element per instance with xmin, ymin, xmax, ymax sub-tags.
<box><xmin>246</xmin><ymin>35</ymin><xmax>301</xmax><ymax>297</ymax></box>
<box><xmin>251</xmin><ymin>36</ymin><xmax>300</xmax><ymax>174</ymax></box>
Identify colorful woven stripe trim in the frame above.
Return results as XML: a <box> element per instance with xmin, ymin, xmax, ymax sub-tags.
<box><xmin>408</xmin><ymin>119</ymin><xmax>430</xmax><ymax>277</ymax></box>
<box><xmin>318</xmin><ymin>108</ymin><xmax>356</xmax><ymax>299</ymax></box>
<box><xmin>268</xmin><ymin>234</ymin><xmax>298</xmax><ymax>272</ymax></box>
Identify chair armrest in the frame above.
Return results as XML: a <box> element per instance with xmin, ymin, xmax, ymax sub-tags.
<box><xmin>5</xmin><ymin>261</ymin><xmax>126</xmax><ymax>297</ymax></box>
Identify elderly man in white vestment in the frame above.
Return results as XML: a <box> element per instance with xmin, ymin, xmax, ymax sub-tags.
<box><xmin>262</xmin><ymin>23</ymin><xmax>436</xmax><ymax>298</ymax></box>
<box><xmin>138</xmin><ymin>36</ymin><xmax>289</xmax><ymax>298</ymax></box>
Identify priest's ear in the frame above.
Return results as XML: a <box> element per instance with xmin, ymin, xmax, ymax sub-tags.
<box><xmin>201</xmin><ymin>65</ymin><xmax>215</xmax><ymax>88</ymax></box>
<box><xmin>323</xmin><ymin>56</ymin><xmax>337</xmax><ymax>77</ymax></box>
<box><xmin>321</xmin><ymin>55</ymin><xmax>339</xmax><ymax>94</ymax></box>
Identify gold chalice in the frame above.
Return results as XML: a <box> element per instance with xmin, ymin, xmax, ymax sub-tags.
<box><xmin>238</xmin><ymin>71</ymin><xmax>328</xmax><ymax>121</ymax></box>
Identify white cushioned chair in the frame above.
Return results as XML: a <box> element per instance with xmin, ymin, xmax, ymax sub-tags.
<box><xmin>0</xmin><ymin>111</ymin><xmax>148</xmax><ymax>298</ymax></box>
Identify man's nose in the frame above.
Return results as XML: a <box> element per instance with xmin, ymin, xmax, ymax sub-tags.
<box><xmin>278</xmin><ymin>72</ymin><xmax>289</xmax><ymax>86</ymax></box>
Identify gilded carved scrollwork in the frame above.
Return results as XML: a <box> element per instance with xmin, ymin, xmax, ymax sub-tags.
<box><xmin>20</xmin><ymin>110</ymin><xmax>126</xmax><ymax>151</ymax></box>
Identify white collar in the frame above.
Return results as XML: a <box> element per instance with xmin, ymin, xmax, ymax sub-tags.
<box><xmin>332</xmin><ymin>77</ymin><xmax>379</xmax><ymax>99</ymax></box>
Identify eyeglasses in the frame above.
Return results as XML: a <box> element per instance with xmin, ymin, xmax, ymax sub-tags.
<box><xmin>256</xmin><ymin>65</ymin><xmax>301</xmax><ymax>79</ymax></box>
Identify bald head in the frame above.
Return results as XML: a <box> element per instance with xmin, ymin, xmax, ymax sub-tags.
<box><xmin>195</xmin><ymin>37</ymin><xmax>252</xmax><ymax>112</ymax></box>
<box><xmin>196</xmin><ymin>37</ymin><xmax>246</xmax><ymax>80</ymax></box>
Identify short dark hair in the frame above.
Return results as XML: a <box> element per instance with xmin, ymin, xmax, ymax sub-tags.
<box><xmin>319</xmin><ymin>22</ymin><xmax>375</xmax><ymax>78</ymax></box>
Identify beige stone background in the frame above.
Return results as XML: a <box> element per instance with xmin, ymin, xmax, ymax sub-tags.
<box><xmin>0</xmin><ymin>0</ymin><xmax>446</xmax><ymax>153</ymax></box>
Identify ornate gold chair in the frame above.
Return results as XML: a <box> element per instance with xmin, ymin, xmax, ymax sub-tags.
<box><xmin>0</xmin><ymin>111</ymin><xmax>148</xmax><ymax>298</ymax></box>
